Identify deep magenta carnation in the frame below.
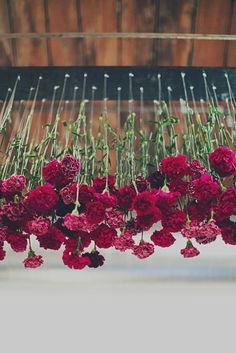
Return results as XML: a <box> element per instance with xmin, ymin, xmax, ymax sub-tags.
<box><xmin>117</xmin><ymin>185</ymin><xmax>136</xmax><ymax>211</ymax></box>
<box><xmin>91</xmin><ymin>224</ymin><xmax>116</xmax><ymax>249</ymax></box>
<box><xmin>209</xmin><ymin>146</ymin><xmax>236</xmax><ymax>177</ymax></box>
<box><xmin>136</xmin><ymin>207</ymin><xmax>162</xmax><ymax>230</ymax></box>
<box><xmin>24</xmin><ymin>217</ymin><xmax>51</xmax><ymax>236</ymax></box>
<box><xmin>160</xmin><ymin>154</ymin><xmax>188</xmax><ymax>179</ymax></box>
<box><xmin>79</xmin><ymin>184</ymin><xmax>95</xmax><ymax>204</ymax></box>
<box><xmin>2</xmin><ymin>175</ymin><xmax>26</xmax><ymax>195</ymax></box>
<box><xmin>6</xmin><ymin>231</ymin><xmax>28</xmax><ymax>252</ymax></box>
<box><xmin>180</xmin><ymin>240</ymin><xmax>200</xmax><ymax>258</ymax></box>
<box><xmin>0</xmin><ymin>246</ymin><xmax>6</xmax><ymax>261</ymax></box>
<box><xmin>60</xmin><ymin>183</ymin><xmax>77</xmax><ymax>205</ymax></box>
<box><xmin>162</xmin><ymin>209</ymin><xmax>186</xmax><ymax>232</ymax></box>
<box><xmin>151</xmin><ymin>229</ymin><xmax>176</xmax><ymax>247</ymax></box>
<box><xmin>93</xmin><ymin>176</ymin><xmax>116</xmax><ymax>193</ymax></box>
<box><xmin>23</xmin><ymin>254</ymin><xmax>44</xmax><ymax>268</ymax></box>
<box><xmin>132</xmin><ymin>240</ymin><xmax>154</xmax><ymax>259</ymax></box>
<box><xmin>86</xmin><ymin>201</ymin><xmax>106</xmax><ymax>224</ymax></box>
<box><xmin>37</xmin><ymin>226</ymin><xmax>65</xmax><ymax>250</ymax></box>
<box><xmin>25</xmin><ymin>184</ymin><xmax>59</xmax><ymax>214</ymax></box>
<box><xmin>191</xmin><ymin>174</ymin><xmax>220</xmax><ymax>203</ymax></box>
<box><xmin>62</xmin><ymin>251</ymin><xmax>91</xmax><ymax>269</ymax></box>
<box><xmin>132</xmin><ymin>191</ymin><xmax>156</xmax><ymax>215</ymax></box>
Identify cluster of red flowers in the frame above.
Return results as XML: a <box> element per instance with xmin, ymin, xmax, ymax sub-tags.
<box><xmin>0</xmin><ymin>146</ymin><xmax>235</xmax><ymax>269</ymax></box>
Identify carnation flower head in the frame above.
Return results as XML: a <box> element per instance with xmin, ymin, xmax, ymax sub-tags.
<box><xmin>220</xmin><ymin>220</ymin><xmax>236</xmax><ymax>245</ymax></box>
<box><xmin>162</xmin><ymin>209</ymin><xmax>186</xmax><ymax>232</ymax></box>
<box><xmin>209</xmin><ymin>146</ymin><xmax>236</xmax><ymax>177</ymax></box>
<box><xmin>180</xmin><ymin>240</ymin><xmax>200</xmax><ymax>258</ymax></box>
<box><xmin>0</xmin><ymin>246</ymin><xmax>6</xmax><ymax>261</ymax></box>
<box><xmin>93</xmin><ymin>176</ymin><xmax>116</xmax><ymax>194</ymax></box>
<box><xmin>84</xmin><ymin>250</ymin><xmax>105</xmax><ymax>268</ymax></box>
<box><xmin>24</xmin><ymin>217</ymin><xmax>51</xmax><ymax>236</ymax></box>
<box><xmin>132</xmin><ymin>176</ymin><xmax>148</xmax><ymax>192</ymax></box>
<box><xmin>2</xmin><ymin>175</ymin><xmax>26</xmax><ymax>195</ymax></box>
<box><xmin>62</xmin><ymin>251</ymin><xmax>91</xmax><ymax>270</ymax></box>
<box><xmin>105</xmin><ymin>208</ymin><xmax>124</xmax><ymax>229</ymax></box>
<box><xmin>23</xmin><ymin>251</ymin><xmax>44</xmax><ymax>269</ymax></box>
<box><xmin>189</xmin><ymin>160</ymin><xmax>208</xmax><ymax>180</ymax></box>
<box><xmin>91</xmin><ymin>224</ymin><xmax>116</xmax><ymax>249</ymax></box>
<box><xmin>79</xmin><ymin>184</ymin><xmax>95</xmax><ymax>204</ymax></box>
<box><xmin>113</xmin><ymin>233</ymin><xmax>135</xmax><ymax>251</ymax></box>
<box><xmin>191</xmin><ymin>174</ymin><xmax>220</xmax><ymax>203</ymax></box>
<box><xmin>117</xmin><ymin>185</ymin><xmax>136</xmax><ymax>211</ymax></box>
<box><xmin>151</xmin><ymin>229</ymin><xmax>176</xmax><ymax>247</ymax></box>
<box><xmin>6</xmin><ymin>231</ymin><xmax>28</xmax><ymax>252</ymax></box>
<box><xmin>60</xmin><ymin>183</ymin><xmax>77</xmax><ymax>205</ymax></box>
<box><xmin>147</xmin><ymin>171</ymin><xmax>165</xmax><ymax>189</ymax></box>
<box><xmin>160</xmin><ymin>154</ymin><xmax>188</xmax><ymax>180</ymax></box>
<box><xmin>37</xmin><ymin>226</ymin><xmax>65</xmax><ymax>250</ymax></box>
<box><xmin>132</xmin><ymin>240</ymin><xmax>154</xmax><ymax>259</ymax></box>
<box><xmin>86</xmin><ymin>201</ymin><xmax>106</xmax><ymax>225</ymax></box>
<box><xmin>25</xmin><ymin>184</ymin><xmax>59</xmax><ymax>214</ymax></box>
<box><xmin>136</xmin><ymin>207</ymin><xmax>162</xmax><ymax>231</ymax></box>
<box><xmin>132</xmin><ymin>191</ymin><xmax>156</xmax><ymax>215</ymax></box>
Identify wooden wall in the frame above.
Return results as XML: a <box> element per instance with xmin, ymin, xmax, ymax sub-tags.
<box><xmin>0</xmin><ymin>0</ymin><xmax>236</xmax><ymax>67</ymax></box>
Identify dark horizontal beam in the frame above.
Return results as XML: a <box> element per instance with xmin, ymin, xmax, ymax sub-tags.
<box><xmin>0</xmin><ymin>66</ymin><xmax>235</xmax><ymax>101</ymax></box>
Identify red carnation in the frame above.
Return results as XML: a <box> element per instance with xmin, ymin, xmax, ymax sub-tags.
<box><xmin>60</xmin><ymin>183</ymin><xmax>77</xmax><ymax>205</ymax></box>
<box><xmin>187</xmin><ymin>201</ymin><xmax>211</xmax><ymax>222</ymax></box>
<box><xmin>191</xmin><ymin>174</ymin><xmax>220</xmax><ymax>203</ymax></box>
<box><xmin>132</xmin><ymin>240</ymin><xmax>154</xmax><ymax>259</ymax></box>
<box><xmin>220</xmin><ymin>220</ymin><xmax>236</xmax><ymax>245</ymax></box>
<box><xmin>93</xmin><ymin>176</ymin><xmax>116</xmax><ymax>194</ymax></box>
<box><xmin>151</xmin><ymin>229</ymin><xmax>176</xmax><ymax>247</ymax></box>
<box><xmin>6</xmin><ymin>231</ymin><xmax>28</xmax><ymax>252</ymax></box>
<box><xmin>79</xmin><ymin>184</ymin><xmax>95</xmax><ymax>204</ymax></box>
<box><xmin>62</xmin><ymin>251</ymin><xmax>91</xmax><ymax>270</ymax></box>
<box><xmin>155</xmin><ymin>189</ymin><xmax>180</xmax><ymax>212</ymax></box>
<box><xmin>160</xmin><ymin>154</ymin><xmax>188</xmax><ymax>180</ymax></box>
<box><xmin>136</xmin><ymin>207</ymin><xmax>162</xmax><ymax>230</ymax></box>
<box><xmin>37</xmin><ymin>226</ymin><xmax>65</xmax><ymax>250</ymax></box>
<box><xmin>189</xmin><ymin>160</ymin><xmax>207</xmax><ymax>180</ymax></box>
<box><xmin>25</xmin><ymin>184</ymin><xmax>59</xmax><ymax>214</ymax></box>
<box><xmin>132</xmin><ymin>176</ymin><xmax>149</xmax><ymax>192</ymax></box>
<box><xmin>60</xmin><ymin>154</ymin><xmax>80</xmax><ymax>181</ymax></box>
<box><xmin>42</xmin><ymin>159</ymin><xmax>66</xmax><ymax>186</ymax></box>
<box><xmin>86</xmin><ymin>201</ymin><xmax>106</xmax><ymax>224</ymax></box>
<box><xmin>180</xmin><ymin>240</ymin><xmax>200</xmax><ymax>258</ymax></box>
<box><xmin>95</xmin><ymin>192</ymin><xmax>117</xmax><ymax>208</ymax></box>
<box><xmin>113</xmin><ymin>234</ymin><xmax>135</xmax><ymax>251</ymax></box>
<box><xmin>214</xmin><ymin>188</ymin><xmax>236</xmax><ymax>222</ymax></box>
<box><xmin>132</xmin><ymin>191</ymin><xmax>156</xmax><ymax>215</ymax></box>
<box><xmin>162</xmin><ymin>209</ymin><xmax>186</xmax><ymax>232</ymax></box>
<box><xmin>1</xmin><ymin>201</ymin><xmax>26</xmax><ymax>223</ymax></box>
<box><xmin>91</xmin><ymin>224</ymin><xmax>116</xmax><ymax>249</ymax></box>
<box><xmin>23</xmin><ymin>252</ymin><xmax>44</xmax><ymax>269</ymax></box>
<box><xmin>105</xmin><ymin>208</ymin><xmax>124</xmax><ymax>229</ymax></box>
<box><xmin>2</xmin><ymin>175</ymin><xmax>26</xmax><ymax>195</ymax></box>
<box><xmin>147</xmin><ymin>171</ymin><xmax>165</xmax><ymax>189</ymax></box>
<box><xmin>169</xmin><ymin>179</ymin><xmax>190</xmax><ymax>196</ymax></box>
<box><xmin>209</xmin><ymin>146</ymin><xmax>236</xmax><ymax>177</ymax></box>
<box><xmin>24</xmin><ymin>217</ymin><xmax>51</xmax><ymax>236</ymax></box>
<box><xmin>117</xmin><ymin>185</ymin><xmax>136</xmax><ymax>211</ymax></box>
<box><xmin>0</xmin><ymin>246</ymin><xmax>6</xmax><ymax>261</ymax></box>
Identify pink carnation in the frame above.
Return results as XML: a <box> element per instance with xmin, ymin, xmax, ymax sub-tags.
<box><xmin>105</xmin><ymin>208</ymin><xmax>124</xmax><ymax>229</ymax></box>
<box><xmin>113</xmin><ymin>234</ymin><xmax>135</xmax><ymax>251</ymax></box>
<box><xmin>24</xmin><ymin>217</ymin><xmax>51</xmax><ymax>236</ymax></box>
<box><xmin>132</xmin><ymin>240</ymin><xmax>154</xmax><ymax>259</ymax></box>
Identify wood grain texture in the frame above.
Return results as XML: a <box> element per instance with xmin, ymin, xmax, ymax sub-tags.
<box><xmin>121</xmin><ymin>0</ymin><xmax>157</xmax><ymax>65</ymax></box>
<box><xmin>157</xmin><ymin>0</ymin><xmax>195</xmax><ymax>66</ymax></box>
<box><xmin>226</xmin><ymin>0</ymin><xmax>236</xmax><ymax>67</ymax></box>
<box><xmin>8</xmin><ymin>0</ymin><xmax>48</xmax><ymax>66</ymax></box>
<box><xmin>0</xmin><ymin>0</ymin><xmax>13</xmax><ymax>65</ymax></box>
<box><xmin>79</xmin><ymin>0</ymin><xmax>118</xmax><ymax>65</ymax></box>
<box><xmin>192</xmin><ymin>0</ymin><xmax>232</xmax><ymax>66</ymax></box>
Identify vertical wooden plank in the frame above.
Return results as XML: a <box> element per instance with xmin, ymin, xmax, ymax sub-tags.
<box><xmin>0</xmin><ymin>0</ymin><xmax>13</xmax><ymax>66</ymax></box>
<box><xmin>192</xmin><ymin>0</ymin><xmax>231</xmax><ymax>66</ymax></box>
<box><xmin>226</xmin><ymin>1</ymin><xmax>236</xmax><ymax>67</ymax></box>
<box><xmin>47</xmin><ymin>0</ymin><xmax>82</xmax><ymax>65</ymax></box>
<box><xmin>79</xmin><ymin>0</ymin><xmax>118</xmax><ymax>65</ymax></box>
<box><xmin>8</xmin><ymin>0</ymin><xmax>48</xmax><ymax>66</ymax></box>
<box><xmin>121</xmin><ymin>0</ymin><xmax>156</xmax><ymax>65</ymax></box>
<box><xmin>157</xmin><ymin>0</ymin><xmax>195</xmax><ymax>66</ymax></box>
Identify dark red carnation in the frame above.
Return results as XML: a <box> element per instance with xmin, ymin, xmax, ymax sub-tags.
<box><xmin>6</xmin><ymin>231</ymin><xmax>28</xmax><ymax>252</ymax></box>
<box><xmin>62</xmin><ymin>251</ymin><xmax>91</xmax><ymax>270</ymax></box>
<box><xmin>155</xmin><ymin>189</ymin><xmax>180</xmax><ymax>212</ymax></box>
<box><xmin>86</xmin><ymin>201</ymin><xmax>106</xmax><ymax>224</ymax></box>
<box><xmin>136</xmin><ymin>207</ymin><xmax>162</xmax><ymax>230</ymax></box>
<box><xmin>187</xmin><ymin>201</ymin><xmax>211</xmax><ymax>222</ymax></box>
<box><xmin>94</xmin><ymin>192</ymin><xmax>117</xmax><ymax>208</ymax></box>
<box><xmin>147</xmin><ymin>171</ymin><xmax>165</xmax><ymax>189</ymax></box>
<box><xmin>189</xmin><ymin>160</ymin><xmax>208</xmax><ymax>180</ymax></box>
<box><xmin>0</xmin><ymin>246</ymin><xmax>6</xmax><ymax>261</ymax></box>
<box><xmin>60</xmin><ymin>154</ymin><xmax>80</xmax><ymax>181</ymax></box>
<box><xmin>162</xmin><ymin>209</ymin><xmax>186</xmax><ymax>232</ymax></box>
<box><xmin>93</xmin><ymin>176</ymin><xmax>116</xmax><ymax>194</ymax></box>
<box><xmin>169</xmin><ymin>179</ymin><xmax>190</xmax><ymax>196</ymax></box>
<box><xmin>209</xmin><ymin>146</ymin><xmax>236</xmax><ymax>177</ymax></box>
<box><xmin>37</xmin><ymin>226</ymin><xmax>65</xmax><ymax>250</ymax></box>
<box><xmin>79</xmin><ymin>184</ymin><xmax>95</xmax><ymax>204</ymax></box>
<box><xmin>132</xmin><ymin>191</ymin><xmax>156</xmax><ymax>215</ymax></box>
<box><xmin>2</xmin><ymin>175</ymin><xmax>26</xmax><ymax>195</ymax></box>
<box><xmin>25</xmin><ymin>184</ymin><xmax>59</xmax><ymax>214</ymax></box>
<box><xmin>117</xmin><ymin>185</ymin><xmax>136</xmax><ymax>211</ymax></box>
<box><xmin>42</xmin><ymin>159</ymin><xmax>66</xmax><ymax>186</ymax></box>
<box><xmin>220</xmin><ymin>220</ymin><xmax>236</xmax><ymax>245</ymax></box>
<box><xmin>160</xmin><ymin>154</ymin><xmax>188</xmax><ymax>180</ymax></box>
<box><xmin>132</xmin><ymin>176</ymin><xmax>148</xmax><ymax>192</ymax></box>
<box><xmin>191</xmin><ymin>174</ymin><xmax>220</xmax><ymax>203</ymax></box>
<box><xmin>60</xmin><ymin>183</ymin><xmax>77</xmax><ymax>205</ymax></box>
<box><xmin>214</xmin><ymin>188</ymin><xmax>236</xmax><ymax>222</ymax></box>
<box><xmin>83</xmin><ymin>250</ymin><xmax>105</xmax><ymax>268</ymax></box>
<box><xmin>91</xmin><ymin>224</ymin><xmax>116</xmax><ymax>249</ymax></box>
<box><xmin>151</xmin><ymin>229</ymin><xmax>176</xmax><ymax>247</ymax></box>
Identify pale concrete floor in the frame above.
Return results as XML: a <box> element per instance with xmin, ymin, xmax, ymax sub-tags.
<box><xmin>1</xmin><ymin>236</ymin><xmax>236</xmax><ymax>353</ymax></box>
